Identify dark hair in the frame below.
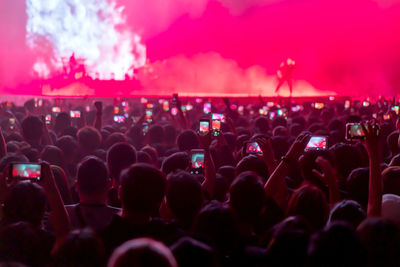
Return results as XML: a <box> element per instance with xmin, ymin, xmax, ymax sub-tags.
<box><xmin>55</xmin><ymin>135</ymin><xmax>78</xmax><ymax>162</ymax></box>
<box><xmin>77</xmin><ymin>157</ymin><xmax>110</xmax><ymax>195</ymax></box>
<box><xmin>166</xmin><ymin>171</ymin><xmax>202</xmax><ymax>229</ymax></box>
<box><xmin>164</xmin><ymin>124</ymin><xmax>177</xmax><ymax>145</ymax></box>
<box><xmin>177</xmin><ymin>130</ymin><xmax>199</xmax><ymax>151</ymax></box>
<box><xmin>77</xmin><ymin>126</ymin><xmax>102</xmax><ymax>152</ymax></box>
<box><xmin>357</xmin><ymin>218</ymin><xmax>400</xmax><ymax>267</ymax></box>
<box><xmin>54</xmin><ymin>112</ymin><xmax>72</xmax><ymax>134</ymax></box>
<box><xmin>328</xmin><ymin>200</ymin><xmax>366</xmax><ymax>228</ymax></box>
<box><xmin>229</xmin><ymin>171</ymin><xmax>265</xmax><ymax>224</ymax></box>
<box><xmin>0</xmin><ymin>222</ymin><xmax>50</xmax><ymax>266</ymax></box>
<box><xmin>107</xmin><ymin>142</ymin><xmax>137</xmax><ymax>181</ymax></box>
<box><xmin>194</xmin><ymin>201</ymin><xmax>238</xmax><ymax>253</ymax></box>
<box><xmin>21</xmin><ymin>116</ymin><xmax>43</xmax><ymax>142</ymax></box>
<box><xmin>148</xmin><ymin>125</ymin><xmax>164</xmax><ymax>144</ymax></box>
<box><xmin>120</xmin><ymin>163</ymin><xmax>166</xmax><ymax>214</ymax></box>
<box><xmin>235</xmin><ymin>155</ymin><xmax>268</xmax><ymax>181</ymax></box>
<box><xmin>287</xmin><ymin>185</ymin><xmax>328</xmax><ymax>231</ymax></box>
<box><xmin>170</xmin><ymin>237</ymin><xmax>217</xmax><ymax>267</ymax></box>
<box><xmin>3</xmin><ymin>181</ymin><xmax>47</xmax><ymax>227</ymax></box>
<box><xmin>308</xmin><ymin>222</ymin><xmax>367</xmax><ymax>267</ymax></box>
<box><xmin>108</xmin><ymin>238</ymin><xmax>177</xmax><ymax>267</ymax></box>
<box><xmin>105</xmin><ymin>133</ymin><xmax>128</xmax><ymax>150</ymax></box>
<box><xmin>346</xmin><ymin>168</ymin><xmax>369</xmax><ymax>208</ymax></box>
<box><xmin>53</xmin><ymin>228</ymin><xmax>106</xmax><ymax>267</ymax></box>
<box><xmin>382</xmin><ymin>166</ymin><xmax>400</xmax><ymax>196</ymax></box>
<box><xmin>254</xmin><ymin>117</ymin><xmax>269</xmax><ymax>134</ymax></box>
<box><xmin>40</xmin><ymin>145</ymin><xmax>65</xmax><ymax>168</ymax></box>
<box><xmin>161</xmin><ymin>152</ymin><xmax>190</xmax><ymax>175</ymax></box>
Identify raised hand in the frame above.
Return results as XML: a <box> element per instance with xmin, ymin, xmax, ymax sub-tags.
<box><xmin>197</xmin><ymin>131</ymin><xmax>212</xmax><ymax>150</ymax></box>
<box><xmin>286</xmin><ymin>133</ymin><xmax>311</xmax><ymax>161</ymax></box>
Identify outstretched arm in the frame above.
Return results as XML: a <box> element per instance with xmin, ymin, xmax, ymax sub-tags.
<box><xmin>198</xmin><ymin>132</ymin><xmax>216</xmax><ymax>198</ymax></box>
<box><xmin>93</xmin><ymin>101</ymin><xmax>103</xmax><ymax>131</ymax></box>
<box><xmin>264</xmin><ymin>134</ymin><xmax>310</xmax><ymax>210</ymax></box>
<box><xmin>362</xmin><ymin>122</ymin><xmax>382</xmax><ymax>217</ymax></box>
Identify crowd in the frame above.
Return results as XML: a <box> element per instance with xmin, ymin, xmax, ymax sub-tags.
<box><xmin>0</xmin><ymin>95</ymin><xmax>399</xmax><ymax>266</ymax></box>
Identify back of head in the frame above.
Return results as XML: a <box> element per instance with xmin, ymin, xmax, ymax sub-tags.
<box><xmin>54</xmin><ymin>112</ymin><xmax>72</xmax><ymax>134</ymax></box>
<box><xmin>77</xmin><ymin>157</ymin><xmax>110</xmax><ymax>196</ymax></box>
<box><xmin>330</xmin><ymin>143</ymin><xmax>362</xmax><ymax>179</ymax></box>
<box><xmin>107</xmin><ymin>142</ymin><xmax>137</xmax><ymax>181</ymax></box>
<box><xmin>170</xmin><ymin>237</ymin><xmax>217</xmax><ymax>267</ymax></box>
<box><xmin>0</xmin><ymin>222</ymin><xmax>46</xmax><ymax>267</ymax></box>
<box><xmin>105</xmin><ymin>133</ymin><xmax>128</xmax><ymax>150</ymax></box>
<box><xmin>148</xmin><ymin>125</ymin><xmax>164</xmax><ymax>144</ymax></box>
<box><xmin>308</xmin><ymin>222</ymin><xmax>366</xmax><ymax>267</ymax></box>
<box><xmin>235</xmin><ymin>155</ymin><xmax>268</xmax><ymax>181</ymax></box>
<box><xmin>3</xmin><ymin>181</ymin><xmax>46</xmax><ymax>228</ymax></box>
<box><xmin>229</xmin><ymin>171</ymin><xmax>265</xmax><ymax>224</ymax></box>
<box><xmin>77</xmin><ymin>126</ymin><xmax>102</xmax><ymax>153</ymax></box>
<box><xmin>55</xmin><ymin>135</ymin><xmax>78</xmax><ymax>161</ymax></box>
<box><xmin>328</xmin><ymin>200</ymin><xmax>366</xmax><ymax>229</ymax></box>
<box><xmin>161</xmin><ymin>152</ymin><xmax>190</xmax><ymax>175</ymax></box>
<box><xmin>382</xmin><ymin>166</ymin><xmax>400</xmax><ymax>196</ymax></box>
<box><xmin>40</xmin><ymin>145</ymin><xmax>65</xmax><ymax>168</ymax></box>
<box><xmin>108</xmin><ymin>238</ymin><xmax>177</xmax><ymax>267</ymax></box>
<box><xmin>387</xmin><ymin>131</ymin><xmax>400</xmax><ymax>154</ymax></box>
<box><xmin>287</xmin><ymin>185</ymin><xmax>328</xmax><ymax>231</ymax></box>
<box><xmin>53</xmin><ymin>228</ymin><xmax>106</xmax><ymax>267</ymax></box>
<box><xmin>194</xmin><ymin>201</ymin><xmax>238</xmax><ymax>253</ymax></box>
<box><xmin>166</xmin><ymin>171</ymin><xmax>202</xmax><ymax>228</ymax></box>
<box><xmin>120</xmin><ymin>163</ymin><xmax>165</xmax><ymax>214</ymax></box>
<box><xmin>164</xmin><ymin>124</ymin><xmax>177</xmax><ymax>145</ymax></box>
<box><xmin>254</xmin><ymin>117</ymin><xmax>269</xmax><ymax>134</ymax></box>
<box><xmin>357</xmin><ymin>217</ymin><xmax>400</xmax><ymax>267</ymax></box>
<box><xmin>21</xmin><ymin>116</ymin><xmax>43</xmax><ymax>142</ymax></box>
<box><xmin>346</xmin><ymin>167</ymin><xmax>369</xmax><ymax>208</ymax></box>
<box><xmin>177</xmin><ymin>130</ymin><xmax>199</xmax><ymax>151</ymax></box>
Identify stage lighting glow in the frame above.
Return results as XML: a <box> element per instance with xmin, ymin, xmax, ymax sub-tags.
<box><xmin>26</xmin><ymin>0</ymin><xmax>146</xmax><ymax>80</ymax></box>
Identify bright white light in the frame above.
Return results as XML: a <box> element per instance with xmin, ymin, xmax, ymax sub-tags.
<box><xmin>26</xmin><ymin>0</ymin><xmax>146</xmax><ymax>80</ymax></box>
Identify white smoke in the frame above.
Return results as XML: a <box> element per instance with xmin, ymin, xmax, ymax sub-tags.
<box><xmin>26</xmin><ymin>0</ymin><xmax>146</xmax><ymax>80</ymax></box>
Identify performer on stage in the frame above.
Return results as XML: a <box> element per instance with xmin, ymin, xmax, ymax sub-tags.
<box><xmin>275</xmin><ymin>58</ymin><xmax>296</xmax><ymax>97</ymax></box>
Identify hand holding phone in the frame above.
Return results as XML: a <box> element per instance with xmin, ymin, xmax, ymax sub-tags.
<box><xmin>244</xmin><ymin>141</ymin><xmax>263</xmax><ymax>155</ymax></box>
<box><xmin>70</xmin><ymin>110</ymin><xmax>81</xmax><ymax>118</ymax></box>
<box><xmin>346</xmin><ymin>123</ymin><xmax>365</xmax><ymax>141</ymax></box>
<box><xmin>212</xmin><ymin>119</ymin><xmax>221</xmax><ymax>137</ymax></box>
<box><xmin>10</xmin><ymin>163</ymin><xmax>42</xmax><ymax>181</ymax></box>
<box><xmin>199</xmin><ymin>119</ymin><xmax>210</xmax><ymax>135</ymax></box>
<box><xmin>305</xmin><ymin>136</ymin><xmax>328</xmax><ymax>151</ymax></box>
<box><xmin>190</xmin><ymin>149</ymin><xmax>205</xmax><ymax>175</ymax></box>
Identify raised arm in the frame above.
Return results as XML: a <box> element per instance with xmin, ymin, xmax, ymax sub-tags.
<box><xmin>264</xmin><ymin>134</ymin><xmax>310</xmax><ymax>210</ymax></box>
<box><xmin>0</xmin><ymin>129</ymin><xmax>6</xmax><ymax>158</ymax></box>
<box><xmin>362</xmin><ymin>122</ymin><xmax>382</xmax><ymax>217</ymax></box>
<box><xmin>313</xmin><ymin>156</ymin><xmax>340</xmax><ymax>208</ymax></box>
<box><xmin>198</xmin><ymin>132</ymin><xmax>216</xmax><ymax>198</ymax></box>
<box><xmin>41</xmin><ymin>116</ymin><xmax>53</xmax><ymax>146</ymax></box>
<box><xmin>39</xmin><ymin>163</ymin><xmax>70</xmax><ymax>245</ymax></box>
<box><xmin>93</xmin><ymin>101</ymin><xmax>103</xmax><ymax>131</ymax></box>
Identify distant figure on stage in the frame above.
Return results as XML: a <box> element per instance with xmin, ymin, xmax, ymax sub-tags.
<box><xmin>275</xmin><ymin>58</ymin><xmax>296</xmax><ymax>97</ymax></box>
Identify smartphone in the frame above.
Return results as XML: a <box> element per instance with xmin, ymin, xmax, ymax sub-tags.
<box><xmin>212</xmin><ymin>119</ymin><xmax>221</xmax><ymax>137</ymax></box>
<box><xmin>212</xmin><ymin>113</ymin><xmax>225</xmax><ymax>122</ymax></box>
<box><xmin>392</xmin><ymin>106</ymin><xmax>399</xmax><ymax>115</ymax></box>
<box><xmin>70</xmin><ymin>110</ymin><xmax>81</xmax><ymax>118</ymax></box>
<box><xmin>8</xmin><ymin>118</ymin><xmax>15</xmax><ymax>130</ymax></box>
<box><xmin>190</xmin><ymin>149</ymin><xmax>205</xmax><ymax>175</ymax></box>
<box><xmin>45</xmin><ymin>114</ymin><xmax>52</xmax><ymax>124</ymax></box>
<box><xmin>142</xmin><ymin>123</ymin><xmax>149</xmax><ymax>136</ymax></box>
<box><xmin>346</xmin><ymin>123</ymin><xmax>365</xmax><ymax>141</ymax></box>
<box><xmin>113</xmin><ymin>115</ymin><xmax>125</xmax><ymax>123</ymax></box>
<box><xmin>163</xmin><ymin>101</ymin><xmax>170</xmax><ymax>112</ymax></box>
<box><xmin>268</xmin><ymin>111</ymin><xmax>276</xmax><ymax>120</ymax></box>
<box><xmin>244</xmin><ymin>141</ymin><xmax>263</xmax><ymax>155</ymax></box>
<box><xmin>121</xmin><ymin>101</ymin><xmax>128</xmax><ymax>107</ymax></box>
<box><xmin>145</xmin><ymin>109</ymin><xmax>153</xmax><ymax>123</ymax></box>
<box><xmin>10</xmin><ymin>163</ymin><xmax>42</xmax><ymax>181</ymax></box>
<box><xmin>314</xmin><ymin>103</ymin><xmax>325</xmax><ymax>109</ymax></box>
<box><xmin>203</xmin><ymin>103</ymin><xmax>211</xmax><ymax>114</ymax></box>
<box><xmin>171</xmin><ymin>107</ymin><xmax>178</xmax><ymax>116</ymax></box>
<box><xmin>52</xmin><ymin>107</ymin><xmax>61</xmax><ymax>113</ymax></box>
<box><xmin>305</xmin><ymin>136</ymin><xmax>328</xmax><ymax>151</ymax></box>
<box><xmin>259</xmin><ymin>108</ymin><xmax>268</xmax><ymax>115</ymax></box>
<box><xmin>114</xmin><ymin>107</ymin><xmax>120</xmax><ymax>114</ymax></box>
<box><xmin>199</xmin><ymin>119</ymin><xmax>210</xmax><ymax>134</ymax></box>
<box><xmin>344</xmin><ymin>100</ymin><xmax>351</xmax><ymax>109</ymax></box>
<box><xmin>172</xmin><ymin>94</ymin><xmax>178</xmax><ymax>106</ymax></box>
<box><xmin>238</xmin><ymin>106</ymin><xmax>244</xmax><ymax>115</ymax></box>
<box><xmin>384</xmin><ymin>114</ymin><xmax>391</xmax><ymax>120</ymax></box>
<box><xmin>362</xmin><ymin>101</ymin><xmax>370</xmax><ymax>107</ymax></box>
<box><xmin>146</xmin><ymin>103</ymin><xmax>154</xmax><ymax>109</ymax></box>
<box><xmin>186</xmin><ymin>104</ymin><xmax>193</xmax><ymax>111</ymax></box>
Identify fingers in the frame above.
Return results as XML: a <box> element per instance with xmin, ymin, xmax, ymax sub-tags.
<box><xmin>312</xmin><ymin>169</ymin><xmax>326</xmax><ymax>183</ymax></box>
